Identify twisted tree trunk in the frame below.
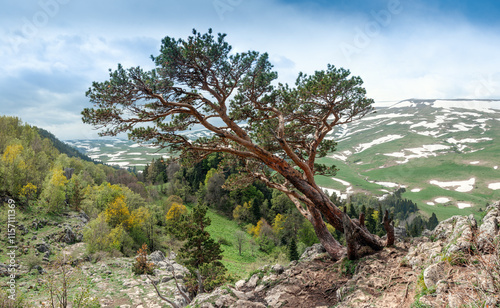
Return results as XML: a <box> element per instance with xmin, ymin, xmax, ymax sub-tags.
<box><xmin>308</xmin><ymin>206</ymin><xmax>345</xmax><ymax>260</ymax></box>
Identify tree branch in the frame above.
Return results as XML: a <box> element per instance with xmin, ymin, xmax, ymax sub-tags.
<box><xmin>146</xmin><ymin>275</ymin><xmax>181</xmax><ymax>308</ymax></box>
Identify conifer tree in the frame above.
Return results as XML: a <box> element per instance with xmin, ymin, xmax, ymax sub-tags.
<box><xmin>173</xmin><ymin>203</ymin><xmax>227</xmax><ymax>296</ymax></box>
<box><xmin>288</xmin><ymin>238</ymin><xmax>299</xmax><ymax>261</ymax></box>
<box><xmin>427</xmin><ymin>212</ymin><xmax>439</xmax><ymax>230</ymax></box>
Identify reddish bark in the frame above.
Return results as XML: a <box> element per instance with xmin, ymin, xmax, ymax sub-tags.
<box><xmin>383</xmin><ymin>210</ymin><xmax>395</xmax><ymax>247</ymax></box>
<box><xmin>309</xmin><ymin>207</ymin><xmax>345</xmax><ymax>260</ymax></box>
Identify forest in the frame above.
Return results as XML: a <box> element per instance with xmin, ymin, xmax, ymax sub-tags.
<box><xmin>0</xmin><ymin>115</ymin><xmax>439</xmax><ymax>300</ymax></box>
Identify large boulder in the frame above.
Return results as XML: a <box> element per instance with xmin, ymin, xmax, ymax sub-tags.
<box><xmin>60</xmin><ymin>227</ymin><xmax>76</xmax><ymax>244</ymax></box>
<box><xmin>148</xmin><ymin>250</ymin><xmax>166</xmax><ymax>263</ymax></box>
<box><xmin>423</xmin><ymin>261</ymin><xmax>446</xmax><ymax>289</ymax></box>
<box><xmin>300</xmin><ymin>244</ymin><xmax>327</xmax><ymax>261</ymax></box>
<box><xmin>36</xmin><ymin>243</ymin><xmax>50</xmax><ymax>254</ymax></box>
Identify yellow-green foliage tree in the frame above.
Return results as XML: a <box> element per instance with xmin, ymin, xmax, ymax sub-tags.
<box><xmin>272</xmin><ymin>213</ymin><xmax>286</xmax><ymax>237</ymax></box>
<box><xmin>83</xmin><ymin>214</ymin><xmax>112</xmax><ymax>253</ymax></box>
<box><xmin>1</xmin><ymin>143</ymin><xmax>27</xmax><ymax>197</ymax></box>
<box><xmin>81</xmin><ymin>182</ymin><xmax>125</xmax><ymax>218</ymax></box>
<box><xmin>248</xmin><ymin>218</ymin><xmax>275</xmax><ymax>253</ymax></box>
<box><xmin>248</xmin><ymin>218</ymin><xmax>263</xmax><ymax>238</ymax></box>
<box><xmin>83</xmin><ymin>213</ymin><xmax>133</xmax><ymax>254</ymax></box>
<box><xmin>104</xmin><ymin>195</ymin><xmax>130</xmax><ymax>228</ymax></box>
<box><xmin>233</xmin><ymin>201</ymin><xmax>252</xmax><ymax>224</ymax></box>
<box><xmin>39</xmin><ymin>167</ymin><xmax>68</xmax><ymax>213</ymax></box>
<box><xmin>166</xmin><ymin>202</ymin><xmax>187</xmax><ymax>221</ymax></box>
<box><xmin>204</xmin><ymin>168</ymin><xmax>217</xmax><ymax>186</ymax></box>
<box><xmin>20</xmin><ymin>182</ymin><xmax>37</xmax><ymax>204</ymax></box>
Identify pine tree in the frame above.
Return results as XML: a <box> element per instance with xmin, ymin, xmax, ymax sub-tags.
<box><xmin>175</xmin><ymin>203</ymin><xmax>227</xmax><ymax>296</ymax></box>
<box><xmin>178</xmin><ymin>204</ymin><xmax>223</xmax><ymax>269</ymax></box>
<box><xmin>427</xmin><ymin>213</ymin><xmax>439</xmax><ymax>230</ymax></box>
<box><xmin>288</xmin><ymin>238</ymin><xmax>299</xmax><ymax>261</ymax></box>
<box><xmin>348</xmin><ymin>203</ymin><xmax>357</xmax><ymax>219</ymax></box>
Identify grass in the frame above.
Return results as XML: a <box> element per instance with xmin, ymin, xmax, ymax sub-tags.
<box><xmin>204</xmin><ymin>209</ymin><xmax>271</xmax><ymax>278</ymax></box>
<box><xmin>181</xmin><ymin>203</ymin><xmax>281</xmax><ymax>279</ymax></box>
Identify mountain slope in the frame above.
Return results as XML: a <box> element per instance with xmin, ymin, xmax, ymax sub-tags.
<box><xmin>67</xmin><ymin>99</ymin><xmax>500</xmax><ymax>221</ymax></box>
<box><xmin>317</xmin><ymin>99</ymin><xmax>500</xmax><ymax>220</ymax></box>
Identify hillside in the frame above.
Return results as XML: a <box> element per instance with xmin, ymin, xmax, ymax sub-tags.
<box><xmin>191</xmin><ymin>200</ymin><xmax>500</xmax><ymax>308</ymax></box>
<box><xmin>317</xmin><ymin>99</ymin><xmax>500</xmax><ymax>220</ymax></box>
<box><xmin>67</xmin><ymin>99</ymin><xmax>500</xmax><ymax>222</ymax></box>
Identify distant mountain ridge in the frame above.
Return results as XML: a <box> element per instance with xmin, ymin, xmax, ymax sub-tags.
<box><xmin>37</xmin><ymin>127</ymin><xmax>95</xmax><ymax>162</ymax></box>
<box><xmin>388</xmin><ymin>98</ymin><xmax>500</xmax><ymax>111</ymax></box>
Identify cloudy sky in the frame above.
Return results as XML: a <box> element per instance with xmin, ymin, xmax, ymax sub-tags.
<box><xmin>1</xmin><ymin>0</ymin><xmax>500</xmax><ymax>140</ymax></box>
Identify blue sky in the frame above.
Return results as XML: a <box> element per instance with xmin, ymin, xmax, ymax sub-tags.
<box><xmin>1</xmin><ymin>0</ymin><xmax>499</xmax><ymax>139</ymax></box>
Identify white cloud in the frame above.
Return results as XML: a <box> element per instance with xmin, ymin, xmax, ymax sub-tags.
<box><xmin>1</xmin><ymin>0</ymin><xmax>500</xmax><ymax>140</ymax></box>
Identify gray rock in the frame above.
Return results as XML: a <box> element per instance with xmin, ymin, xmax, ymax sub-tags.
<box><xmin>33</xmin><ymin>265</ymin><xmax>44</xmax><ymax>274</ymax></box>
<box><xmin>78</xmin><ymin>211</ymin><xmax>90</xmax><ymax>224</ymax></box>
<box><xmin>167</xmin><ymin>251</ymin><xmax>177</xmax><ymax>261</ymax></box>
<box><xmin>75</xmin><ymin>233</ymin><xmax>83</xmax><ymax>242</ymax></box>
<box><xmin>432</xmin><ymin>215</ymin><xmax>476</xmax><ymax>253</ymax></box>
<box><xmin>60</xmin><ymin>227</ymin><xmax>76</xmax><ymax>244</ymax></box>
<box><xmin>271</xmin><ymin>264</ymin><xmax>284</xmax><ymax>275</ymax></box>
<box><xmin>215</xmin><ymin>294</ymin><xmax>237</xmax><ymax>307</ymax></box>
<box><xmin>36</xmin><ymin>243</ymin><xmax>50</xmax><ymax>254</ymax></box>
<box><xmin>423</xmin><ymin>262</ymin><xmax>446</xmax><ymax>289</ymax></box>
<box><xmin>235</xmin><ymin>279</ymin><xmax>246</xmax><ymax>290</ymax></box>
<box><xmin>448</xmin><ymin>293</ymin><xmax>463</xmax><ymax>308</ymax></box>
<box><xmin>436</xmin><ymin>280</ymin><xmax>449</xmax><ymax>294</ymax></box>
<box><xmin>246</xmin><ymin>274</ymin><xmax>259</xmax><ymax>289</ymax></box>
<box><xmin>477</xmin><ymin>201</ymin><xmax>500</xmax><ymax>252</ymax></box>
<box><xmin>148</xmin><ymin>250</ymin><xmax>166</xmax><ymax>263</ymax></box>
<box><xmin>300</xmin><ymin>243</ymin><xmax>326</xmax><ymax>261</ymax></box>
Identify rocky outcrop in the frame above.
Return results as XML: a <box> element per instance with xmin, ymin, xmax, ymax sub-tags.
<box><xmin>299</xmin><ymin>243</ymin><xmax>328</xmax><ymax>261</ymax></box>
<box><xmin>190</xmin><ymin>200</ymin><xmax>500</xmax><ymax>308</ymax></box>
<box><xmin>148</xmin><ymin>250</ymin><xmax>166</xmax><ymax>263</ymax></box>
<box><xmin>59</xmin><ymin>226</ymin><xmax>77</xmax><ymax>244</ymax></box>
<box><xmin>36</xmin><ymin>242</ymin><xmax>50</xmax><ymax>254</ymax></box>
<box><xmin>476</xmin><ymin>201</ymin><xmax>500</xmax><ymax>252</ymax></box>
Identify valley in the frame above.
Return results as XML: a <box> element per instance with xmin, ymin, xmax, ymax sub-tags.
<box><xmin>67</xmin><ymin>99</ymin><xmax>500</xmax><ymax>222</ymax></box>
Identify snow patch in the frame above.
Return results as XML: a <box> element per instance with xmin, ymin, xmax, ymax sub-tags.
<box><xmin>446</xmin><ymin>137</ymin><xmax>492</xmax><ymax>144</ymax></box>
<box><xmin>427</xmin><ymin>202</ymin><xmax>435</xmax><ymax>206</ymax></box>
<box><xmin>429</xmin><ymin>178</ymin><xmax>475</xmax><ymax>192</ymax></box>
<box><xmin>470</xmin><ymin>161</ymin><xmax>480</xmax><ymax>165</ymax></box>
<box><xmin>384</xmin><ymin>144</ymin><xmax>450</xmax><ymax>164</ymax></box>
<box><xmin>434</xmin><ymin>197</ymin><xmax>451</xmax><ymax>204</ymax></box>
<box><xmin>332</xmin><ymin>178</ymin><xmax>350</xmax><ymax>186</ymax></box>
<box><xmin>374</xmin><ymin>181</ymin><xmax>405</xmax><ymax>188</ymax></box>
<box><xmin>361</xmin><ymin>113</ymin><xmax>413</xmax><ymax>121</ymax></box>
<box><xmin>355</xmin><ymin>134</ymin><xmax>404</xmax><ymax>153</ymax></box>
<box><xmin>432</xmin><ymin>100</ymin><xmax>498</xmax><ymax>113</ymax></box>
<box><xmin>411</xmin><ymin>188</ymin><xmax>421</xmax><ymax>192</ymax></box>
<box><xmin>457</xmin><ymin>202</ymin><xmax>472</xmax><ymax>209</ymax></box>
<box><xmin>320</xmin><ymin>187</ymin><xmax>348</xmax><ymax>200</ymax></box>
<box><xmin>488</xmin><ymin>183</ymin><xmax>500</xmax><ymax>190</ymax></box>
